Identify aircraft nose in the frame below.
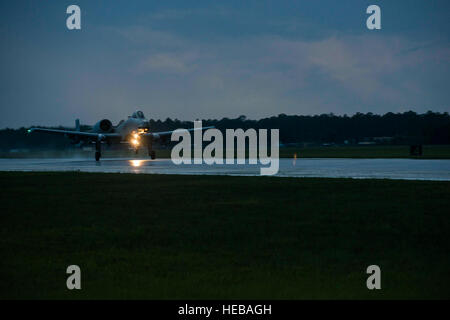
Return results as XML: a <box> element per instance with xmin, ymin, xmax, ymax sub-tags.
<box><xmin>139</xmin><ymin>120</ymin><xmax>150</xmax><ymax>129</ymax></box>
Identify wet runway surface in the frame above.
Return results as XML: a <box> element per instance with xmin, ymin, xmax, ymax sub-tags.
<box><xmin>1</xmin><ymin>158</ymin><xmax>450</xmax><ymax>180</ymax></box>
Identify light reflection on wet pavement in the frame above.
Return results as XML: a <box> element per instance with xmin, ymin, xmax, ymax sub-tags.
<box><xmin>1</xmin><ymin>158</ymin><xmax>450</xmax><ymax>181</ymax></box>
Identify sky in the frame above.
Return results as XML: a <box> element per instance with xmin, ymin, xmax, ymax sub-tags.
<box><xmin>0</xmin><ymin>0</ymin><xmax>449</xmax><ymax>128</ymax></box>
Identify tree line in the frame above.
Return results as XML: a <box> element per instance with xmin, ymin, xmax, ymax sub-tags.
<box><xmin>1</xmin><ymin>111</ymin><xmax>449</xmax><ymax>151</ymax></box>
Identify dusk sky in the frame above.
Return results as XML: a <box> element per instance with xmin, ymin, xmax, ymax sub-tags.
<box><xmin>1</xmin><ymin>0</ymin><xmax>449</xmax><ymax>128</ymax></box>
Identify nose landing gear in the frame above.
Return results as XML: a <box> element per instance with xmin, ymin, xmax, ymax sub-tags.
<box><xmin>148</xmin><ymin>138</ymin><xmax>156</xmax><ymax>159</ymax></box>
<box><xmin>95</xmin><ymin>140</ymin><xmax>102</xmax><ymax>161</ymax></box>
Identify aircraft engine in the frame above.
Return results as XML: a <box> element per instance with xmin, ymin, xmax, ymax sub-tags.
<box><xmin>93</xmin><ymin>119</ymin><xmax>114</xmax><ymax>133</ymax></box>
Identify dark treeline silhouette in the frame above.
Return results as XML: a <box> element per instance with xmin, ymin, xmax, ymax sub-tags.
<box><xmin>1</xmin><ymin>111</ymin><xmax>449</xmax><ymax>151</ymax></box>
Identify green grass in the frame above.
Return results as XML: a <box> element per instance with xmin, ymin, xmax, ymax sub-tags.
<box><xmin>0</xmin><ymin>172</ymin><xmax>449</xmax><ymax>299</ymax></box>
<box><xmin>280</xmin><ymin>145</ymin><xmax>450</xmax><ymax>159</ymax></box>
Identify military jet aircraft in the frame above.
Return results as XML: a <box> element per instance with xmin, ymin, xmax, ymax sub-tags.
<box><xmin>28</xmin><ymin>110</ymin><xmax>212</xmax><ymax>161</ymax></box>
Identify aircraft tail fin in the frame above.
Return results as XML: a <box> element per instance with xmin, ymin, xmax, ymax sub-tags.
<box><xmin>75</xmin><ymin>119</ymin><xmax>80</xmax><ymax>131</ymax></box>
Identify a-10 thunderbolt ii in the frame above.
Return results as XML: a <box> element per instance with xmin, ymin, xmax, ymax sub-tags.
<box><xmin>28</xmin><ymin>110</ymin><xmax>212</xmax><ymax>161</ymax></box>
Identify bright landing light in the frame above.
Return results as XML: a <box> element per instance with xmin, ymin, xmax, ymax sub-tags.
<box><xmin>130</xmin><ymin>160</ymin><xmax>143</xmax><ymax>167</ymax></box>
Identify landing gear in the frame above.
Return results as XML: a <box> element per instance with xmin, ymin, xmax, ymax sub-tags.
<box><xmin>95</xmin><ymin>140</ymin><xmax>102</xmax><ymax>162</ymax></box>
<box><xmin>148</xmin><ymin>137</ymin><xmax>156</xmax><ymax>159</ymax></box>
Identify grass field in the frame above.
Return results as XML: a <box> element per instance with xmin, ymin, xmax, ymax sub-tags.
<box><xmin>2</xmin><ymin>144</ymin><xmax>450</xmax><ymax>159</ymax></box>
<box><xmin>1</xmin><ymin>172</ymin><xmax>449</xmax><ymax>299</ymax></box>
<box><xmin>279</xmin><ymin>144</ymin><xmax>450</xmax><ymax>159</ymax></box>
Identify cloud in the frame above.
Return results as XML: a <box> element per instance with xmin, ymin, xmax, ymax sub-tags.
<box><xmin>81</xmin><ymin>27</ymin><xmax>450</xmax><ymax>121</ymax></box>
<box><xmin>138</xmin><ymin>53</ymin><xmax>196</xmax><ymax>74</ymax></box>
<box><xmin>147</xmin><ymin>7</ymin><xmax>231</xmax><ymax>21</ymax></box>
<box><xmin>110</xmin><ymin>25</ymin><xmax>187</xmax><ymax>48</ymax></box>
<box><xmin>1</xmin><ymin>19</ymin><xmax>449</xmax><ymax>128</ymax></box>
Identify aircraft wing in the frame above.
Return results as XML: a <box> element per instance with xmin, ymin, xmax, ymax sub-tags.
<box><xmin>28</xmin><ymin>128</ymin><xmax>121</xmax><ymax>139</ymax></box>
<box><xmin>144</xmin><ymin>126</ymin><xmax>215</xmax><ymax>139</ymax></box>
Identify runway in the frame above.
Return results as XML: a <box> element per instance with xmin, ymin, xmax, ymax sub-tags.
<box><xmin>1</xmin><ymin>157</ymin><xmax>450</xmax><ymax>180</ymax></box>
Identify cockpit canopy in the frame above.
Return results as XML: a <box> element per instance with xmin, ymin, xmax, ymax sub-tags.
<box><xmin>131</xmin><ymin>111</ymin><xmax>145</xmax><ymax>119</ymax></box>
